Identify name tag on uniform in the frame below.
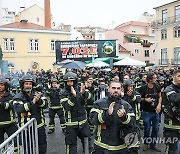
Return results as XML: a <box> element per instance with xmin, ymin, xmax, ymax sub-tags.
<box><xmin>101</xmin><ymin>124</ymin><xmax>107</xmax><ymax>129</ymax></box>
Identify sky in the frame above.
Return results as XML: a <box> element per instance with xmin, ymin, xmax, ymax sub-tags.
<box><xmin>2</xmin><ymin>0</ymin><xmax>176</xmax><ymax>28</ymax></box>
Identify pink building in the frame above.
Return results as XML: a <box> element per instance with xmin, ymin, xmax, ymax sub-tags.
<box><xmin>105</xmin><ymin>21</ymin><xmax>155</xmax><ymax>65</ymax></box>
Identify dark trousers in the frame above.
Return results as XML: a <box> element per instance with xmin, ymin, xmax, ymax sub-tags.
<box><xmin>0</xmin><ymin>123</ymin><xmax>18</xmax><ymax>144</ymax></box>
<box><xmin>65</xmin><ymin>122</ymin><xmax>92</xmax><ymax>154</ymax></box>
<box><xmin>0</xmin><ymin>123</ymin><xmax>18</xmax><ymax>152</ymax></box>
<box><xmin>142</xmin><ymin>111</ymin><xmax>160</xmax><ymax>148</ymax></box>
<box><xmin>48</xmin><ymin>108</ymin><xmax>66</xmax><ymax>131</ymax></box>
<box><xmin>38</xmin><ymin>127</ymin><xmax>47</xmax><ymax>154</ymax></box>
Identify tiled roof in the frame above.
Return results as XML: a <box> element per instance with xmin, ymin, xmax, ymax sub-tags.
<box><xmin>116</xmin><ymin>21</ymin><xmax>150</xmax><ymax>29</ymax></box>
<box><xmin>0</xmin><ymin>21</ymin><xmax>51</xmax><ymax>30</ymax></box>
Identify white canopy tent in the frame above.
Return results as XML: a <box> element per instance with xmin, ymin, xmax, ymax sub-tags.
<box><xmin>86</xmin><ymin>61</ymin><xmax>109</xmax><ymax>67</ymax></box>
<box><xmin>114</xmin><ymin>57</ymin><xmax>146</xmax><ymax>66</ymax></box>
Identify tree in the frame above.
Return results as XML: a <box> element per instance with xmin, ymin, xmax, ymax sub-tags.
<box><xmin>0</xmin><ymin>46</ymin><xmax>3</xmax><ymax>60</ymax></box>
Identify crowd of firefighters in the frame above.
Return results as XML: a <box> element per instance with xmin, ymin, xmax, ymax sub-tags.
<box><xmin>0</xmin><ymin>66</ymin><xmax>179</xmax><ymax>154</ymax></box>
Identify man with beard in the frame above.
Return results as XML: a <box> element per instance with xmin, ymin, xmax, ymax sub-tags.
<box><xmin>139</xmin><ymin>72</ymin><xmax>162</xmax><ymax>152</ymax></box>
<box><xmin>0</xmin><ymin>76</ymin><xmax>18</xmax><ymax>152</ymax></box>
<box><xmin>89</xmin><ymin>81</ymin><xmax>136</xmax><ymax>154</ymax></box>
<box><xmin>60</xmin><ymin>71</ymin><xmax>93</xmax><ymax>154</ymax></box>
<box><xmin>13</xmin><ymin>75</ymin><xmax>48</xmax><ymax>154</ymax></box>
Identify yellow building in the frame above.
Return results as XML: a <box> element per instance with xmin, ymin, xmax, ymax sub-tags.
<box><xmin>0</xmin><ymin>20</ymin><xmax>70</xmax><ymax>72</ymax></box>
<box><xmin>154</xmin><ymin>0</ymin><xmax>180</xmax><ymax>66</ymax></box>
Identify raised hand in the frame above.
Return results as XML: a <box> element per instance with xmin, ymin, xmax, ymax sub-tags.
<box><xmin>108</xmin><ymin>102</ymin><xmax>115</xmax><ymax>115</ymax></box>
<box><xmin>32</xmin><ymin>92</ymin><xmax>42</xmax><ymax>104</ymax></box>
<box><xmin>71</xmin><ymin>86</ymin><xmax>77</xmax><ymax>97</ymax></box>
<box><xmin>117</xmin><ymin>105</ymin><xmax>126</xmax><ymax>117</ymax></box>
<box><xmin>80</xmin><ymin>83</ymin><xmax>86</xmax><ymax>94</ymax></box>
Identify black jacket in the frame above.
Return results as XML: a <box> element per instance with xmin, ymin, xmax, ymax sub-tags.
<box><xmin>163</xmin><ymin>83</ymin><xmax>180</xmax><ymax>132</ymax></box>
<box><xmin>46</xmin><ymin>88</ymin><xmax>62</xmax><ymax>109</ymax></box>
<box><xmin>0</xmin><ymin>92</ymin><xmax>16</xmax><ymax>128</ymax></box>
<box><xmin>89</xmin><ymin>97</ymin><xmax>136</xmax><ymax>151</ymax></box>
<box><xmin>13</xmin><ymin>91</ymin><xmax>48</xmax><ymax>128</ymax></box>
<box><xmin>60</xmin><ymin>85</ymin><xmax>92</xmax><ymax>128</ymax></box>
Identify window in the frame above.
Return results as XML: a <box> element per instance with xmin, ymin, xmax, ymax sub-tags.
<box><xmin>29</xmin><ymin>39</ymin><xmax>39</xmax><ymax>52</ymax></box>
<box><xmin>161</xmin><ymin>29</ymin><xmax>167</xmax><ymax>40</ymax></box>
<box><xmin>143</xmin><ymin>40</ymin><xmax>148</xmax><ymax>44</ymax></box>
<box><xmin>174</xmin><ymin>26</ymin><xmax>180</xmax><ymax>38</ymax></box>
<box><xmin>145</xmin><ymin>60</ymin><xmax>149</xmax><ymax>65</ymax></box>
<box><xmin>144</xmin><ymin>50</ymin><xmax>149</xmax><ymax>57</ymax></box>
<box><xmin>174</xmin><ymin>47</ymin><xmax>180</xmax><ymax>65</ymax></box>
<box><xmin>99</xmin><ymin>34</ymin><xmax>102</xmax><ymax>39</ymax></box>
<box><xmin>36</xmin><ymin>17</ymin><xmax>39</xmax><ymax>22</ymax></box>
<box><xmin>134</xmin><ymin>49</ymin><xmax>139</xmax><ymax>54</ymax></box>
<box><xmin>3</xmin><ymin>38</ymin><xmax>15</xmax><ymax>51</ymax></box>
<box><xmin>175</xmin><ymin>5</ymin><xmax>180</xmax><ymax>22</ymax></box>
<box><xmin>51</xmin><ymin>40</ymin><xmax>55</xmax><ymax>52</ymax></box>
<box><xmin>152</xmin><ymin>29</ymin><xmax>155</xmax><ymax>34</ymax></box>
<box><xmin>162</xmin><ymin>9</ymin><xmax>168</xmax><ymax>24</ymax></box>
<box><xmin>161</xmin><ymin>48</ymin><xmax>168</xmax><ymax>65</ymax></box>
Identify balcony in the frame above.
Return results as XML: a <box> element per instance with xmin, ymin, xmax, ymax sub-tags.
<box><xmin>171</xmin><ymin>59</ymin><xmax>180</xmax><ymax>65</ymax></box>
<box><xmin>141</xmin><ymin>42</ymin><xmax>152</xmax><ymax>47</ymax></box>
<box><xmin>159</xmin><ymin>59</ymin><xmax>180</xmax><ymax>65</ymax></box>
<box><xmin>159</xmin><ymin>59</ymin><xmax>169</xmax><ymax>65</ymax></box>
<box><xmin>152</xmin><ymin>15</ymin><xmax>180</xmax><ymax>28</ymax></box>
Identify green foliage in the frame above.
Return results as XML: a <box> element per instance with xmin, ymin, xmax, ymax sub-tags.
<box><xmin>134</xmin><ymin>37</ymin><xmax>142</xmax><ymax>43</ymax></box>
<box><xmin>0</xmin><ymin>46</ymin><xmax>3</xmax><ymax>60</ymax></box>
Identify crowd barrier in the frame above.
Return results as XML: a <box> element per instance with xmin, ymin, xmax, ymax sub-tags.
<box><xmin>0</xmin><ymin>118</ymin><xmax>39</xmax><ymax>154</ymax></box>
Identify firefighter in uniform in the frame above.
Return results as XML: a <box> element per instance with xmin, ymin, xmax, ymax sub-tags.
<box><xmin>123</xmin><ymin>79</ymin><xmax>141</xmax><ymax>153</ymax></box>
<box><xmin>89</xmin><ymin>80</ymin><xmax>137</xmax><ymax>154</ymax></box>
<box><xmin>46</xmin><ymin>78</ymin><xmax>66</xmax><ymax>134</ymax></box>
<box><xmin>163</xmin><ymin>69</ymin><xmax>180</xmax><ymax>154</ymax></box>
<box><xmin>13</xmin><ymin>75</ymin><xmax>48</xmax><ymax>154</ymax></box>
<box><xmin>60</xmin><ymin>71</ymin><xmax>93</xmax><ymax>154</ymax></box>
<box><xmin>0</xmin><ymin>76</ymin><xmax>18</xmax><ymax>152</ymax></box>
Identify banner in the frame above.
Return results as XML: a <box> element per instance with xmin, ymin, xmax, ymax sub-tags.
<box><xmin>55</xmin><ymin>40</ymin><xmax>116</xmax><ymax>62</ymax></box>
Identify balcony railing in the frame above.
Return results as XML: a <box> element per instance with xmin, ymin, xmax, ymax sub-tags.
<box><xmin>159</xmin><ymin>59</ymin><xmax>169</xmax><ymax>65</ymax></box>
<box><xmin>159</xmin><ymin>59</ymin><xmax>180</xmax><ymax>65</ymax></box>
<box><xmin>152</xmin><ymin>15</ymin><xmax>180</xmax><ymax>28</ymax></box>
<box><xmin>141</xmin><ymin>42</ymin><xmax>152</xmax><ymax>47</ymax></box>
<box><xmin>171</xmin><ymin>59</ymin><xmax>180</xmax><ymax>65</ymax></box>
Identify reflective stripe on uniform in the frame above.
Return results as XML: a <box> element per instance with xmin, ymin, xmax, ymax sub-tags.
<box><xmin>24</xmin><ymin>103</ymin><xmax>29</xmax><ymax>111</ymax></box>
<box><xmin>0</xmin><ymin>119</ymin><xmax>15</xmax><ymax>125</ymax></box>
<box><xmin>49</xmin><ymin>106</ymin><xmax>63</xmax><ymax>109</ymax></box>
<box><xmin>39</xmin><ymin>99</ymin><xmax>46</xmax><ymax>107</ymax></box>
<box><xmin>49</xmin><ymin>124</ymin><xmax>55</xmax><ymax>129</ymax></box>
<box><xmin>61</xmin><ymin>123</ymin><xmax>66</xmax><ymax>129</ymax></box>
<box><xmin>90</xmin><ymin>108</ymin><xmax>105</xmax><ymax>123</ymax></box>
<box><xmin>37</xmin><ymin>118</ymin><xmax>45</xmax><ymax>129</ymax></box>
<box><xmin>67</xmin><ymin>111</ymin><xmax>71</xmax><ymax>123</ymax></box>
<box><xmin>132</xmin><ymin>95</ymin><xmax>136</xmax><ymax>101</ymax></box>
<box><xmin>166</xmin><ymin>91</ymin><xmax>176</xmax><ymax>97</ymax></box>
<box><xmin>164</xmin><ymin>119</ymin><xmax>180</xmax><ymax>130</ymax></box>
<box><xmin>65</xmin><ymin>119</ymin><xmax>87</xmax><ymax>126</ymax></box>
<box><xmin>37</xmin><ymin>122</ymin><xmax>44</xmax><ymax>129</ymax></box>
<box><xmin>94</xmin><ymin>139</ymin><xmax>127</xmax><ymax>150</ymax></box>
<box><xmin>66</xmin><ymin>145</ymin><xmax>70</xmax><ymax>154</ymax></box>
<box><xmin>5</xmin><ymin>103</ymin><xmax>9</xmax><ymax>109</ymax></box>
<box><xmin>85</xmin><ymin>90</ymin><xmax>92</xmax><ymax>100</ymax></box>
<box><xmin>61</xmin><ymin>98</ymin><xmax>74</xmax><ymax>107</ymax></box>
<box><xmin>97</xmin><ymin>125</ymin><xmax>102</xmax><ymax>142</ymax></box>
<box><xmin>122</xmin><ymin>114</ymin><xmax>131</xmax><ymax>124</ymax></box>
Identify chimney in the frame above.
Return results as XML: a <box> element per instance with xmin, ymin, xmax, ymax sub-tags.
<box><xmin>44</xmin><ymin>0</ymin><xmax>51</xmax><ymax>29</ymax></box>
